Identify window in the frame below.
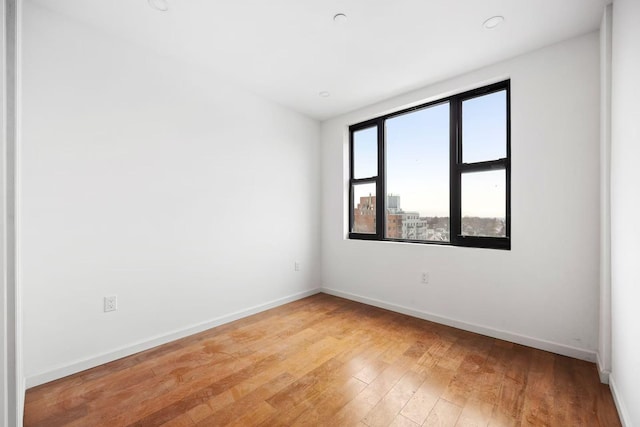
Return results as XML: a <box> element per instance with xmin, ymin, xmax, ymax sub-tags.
<box><xmin>349</xmin><ymin>80</ymin><xmax>510</xmax><ymax>250</ymax></box>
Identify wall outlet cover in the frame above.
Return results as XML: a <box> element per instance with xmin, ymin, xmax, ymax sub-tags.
<box><xmin>104</xmin><ymin>295</ymin><xmax>117</xmax><ymax>312</ymax></box>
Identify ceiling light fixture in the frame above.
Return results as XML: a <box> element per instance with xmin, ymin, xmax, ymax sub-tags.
<box><xmin>319</xmin><ymin>91</ymin><xmax>331</xmax><ymax>98</ymax></box>
<box><xmin>333</xmin><ymin>13</ymin><xmax>348</xmax><ymax>23</ymax></box>
<box><xmin>483</xmin><ymin>16</ymin><xmax>504</xmax><ymax>29</ymax></box>
<box><xmin>148</xmin><ymin>0</ymin><xmax>169</xmax><ymax>12</ymax></box>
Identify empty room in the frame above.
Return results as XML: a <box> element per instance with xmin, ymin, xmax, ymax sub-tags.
<box><xmin>1</xmin><ymin>0</ymin><xmax>639</xmax><ymax>426</ymax></box>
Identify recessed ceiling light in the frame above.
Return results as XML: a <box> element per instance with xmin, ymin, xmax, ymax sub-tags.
<box><xmin>148</xmin><ymin>0</ymin><xmax>169</xmax><ymax>12</ymax></box>
<box><xmin>333</xmin><ymin>13</ymin><xmax>348</xmax><ymax>23</ymax></box>
<box><xmin>319</xmin><ymin>91</ymin><xmax>330</xmax><ymax>98</ymax></box>
<box><xmin>483</xmin><ymin>16</ymin><xmax>504</xmax><ymax>29</ymax></box>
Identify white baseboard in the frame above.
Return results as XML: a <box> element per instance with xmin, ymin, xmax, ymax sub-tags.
<box><xmin>609</xmin><ymin>375</ymin><xmax>630</xmax><ymax>427</ymax></box>
<box><xmin>26</xmin><ymin>288</ymin><xmax>321</xmax><ymax>388</ymax></box>
<box><xmin>321</xmin><ymin>288</ymin><xmax>597</xmax><ymax>363</ymax></box>
<box><xmin>596</xmin><ymin>352</ymin><xmax>611</xmax><ymax>384</ymax></box>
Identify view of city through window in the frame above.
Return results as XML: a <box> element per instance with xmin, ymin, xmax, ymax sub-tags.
<box><xmin>351</xmin><ymin>87</ymin><xmax>507</xmax><ymax>241</ymax></box>
<box><xmin>353</xmin><ymin>194</ymin><xmax>506</xmax><ymax>240</ymax></box>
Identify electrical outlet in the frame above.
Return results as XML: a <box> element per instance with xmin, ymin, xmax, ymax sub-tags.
<box><xmin>104</xmin><ymin>295</ymin><xmax>117</xmax><ymax>312</ymax></box>
<box><xmin>294</xmin><ymin>262</ymin><xmax>300</xmax><ymax>272</ymax></box>
<box><xmin>421</xmin><ymin>272</ymin><xmax>429</xmax><ymax>284</ymax></box>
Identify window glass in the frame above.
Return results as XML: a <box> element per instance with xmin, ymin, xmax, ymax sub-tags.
<box><xmin>461</xmin><ymin>170</ymin><xmax>506</xmax><ymax>237</ymax></box>
<box><xmin>385</xmin><ymin>103</ymin><xmax>450</xmax><ymax>241</ymax></box>
<box><xmin>353</xmin><ymin>127</ymin><xmax>377</xmax><ymax>179</ymax></box>
<box><xmin>352</xmin><ymin>183</ymin><xmax>376</xmax><ymax>234</ymax></box>
<box><xmin>462</xmin><ymin>90</ymin><xmax>507</xmax><ymax>163</ymax></box>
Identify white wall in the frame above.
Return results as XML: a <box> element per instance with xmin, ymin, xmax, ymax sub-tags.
<box><xmin>321</xmin><ymin>33</ymin><xmax>601</xmax><ymax>361</ymax></box>
<box><xmin>21</xmin><ymin>2</ymin><xmax>320</xmax><ymax>385</ymax></box>
<box><xmin>610</xmin><ymin>0</ymin><xmax>640</xmax><ymax>425</ymax></box>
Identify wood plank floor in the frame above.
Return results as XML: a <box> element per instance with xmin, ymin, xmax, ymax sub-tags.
<box><xmin>24</xmin><ymin>293</ymin><xmax>621</xmax><ymax>427</ymax></box>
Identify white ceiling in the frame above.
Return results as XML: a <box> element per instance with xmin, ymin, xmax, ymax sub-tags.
<box><xmin>30</xmin><ymin>0</ymin><xmax>609</xmax><ymax>120</ymax></box>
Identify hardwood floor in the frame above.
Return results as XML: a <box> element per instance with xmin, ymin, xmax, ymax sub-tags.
<box><xmin>24</xmin><ymin>294</ymin><xmax>621</xmax><ymax>426</ymax></box>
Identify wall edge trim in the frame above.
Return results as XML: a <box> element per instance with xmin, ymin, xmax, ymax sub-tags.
<box><xmin>609</xmin><ymin>374</ymin><xmax>630</xmax><ymax>427</ymax></box>
<box><xmin>596</xmin><ymin>352</ymin><xmax>611</xmax><ymax>384</ymax></box>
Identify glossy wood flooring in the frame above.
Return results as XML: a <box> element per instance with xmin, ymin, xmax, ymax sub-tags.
<box><xmin>24</xmin><ymin>294</ymin><xmax>620</xmax><ymax>427</ymax></box>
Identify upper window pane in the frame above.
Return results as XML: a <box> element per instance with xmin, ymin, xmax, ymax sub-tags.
<box><xmin>461</xmin><ymin>170</ymin><xmax>506</xmax><ymax>237</ymax></box>
<box><xmin>353</xmin><ymin>127</ymin><xmax>377</xmax><ymax>179</ymax></box>
<box><xmin>385</xmin><ymin>102</ymin><xmax>450</xmax><ymax>242</ymax></box>
<box><xmin>462</xmin><ymin>90</ymin><xmax>507</xmax><ymax>163</ymax></box>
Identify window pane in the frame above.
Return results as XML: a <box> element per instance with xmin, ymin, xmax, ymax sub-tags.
<box><xmin>353</xmin><ymin>127</ymin><xmax>377</xmax><ymax>179</ymax></box>
<box><xmin>385</xmin><ymin>102</ymin><xmax>450</xmax><ymax>241</ymax></box>
<box><xmin>352</xmin><ymin>183</ymin><xmax>376</xmax><ymax>234</ymax></box>
<box><xmin>462</xmin><ymin>90</ymin><xmax>506</xmax><ymax>163</ymax></box>
<box><xmin>461</xmin><ymin>170</ymin><xmax>506</xmax><ymax>237</ymax></box>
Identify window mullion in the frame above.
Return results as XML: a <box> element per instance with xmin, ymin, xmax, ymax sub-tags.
<box><xmin>459</xmin><ymin>159</ymin><xmax>508</xmax><ymax>173</ymax></box>
<box><xmin>450</xmin><ymin>98</ymin><xmax>461</xmax><ymax>245</ymax></box>
<box><xmin>352</xmin><ymin>177</ymin><xmax>377</xmax><ymax>185</ymax></box>
<box><xmin>376</xmin><ymin>118</ymin><xmax>386</xmax><ymax>239</ymax></box>
<box><xmin>349</xmin><ymin>129</ymin><xmax>355</xmax><ymax>234</ymax></box>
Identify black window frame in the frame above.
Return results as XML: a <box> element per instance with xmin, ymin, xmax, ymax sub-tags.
<box><xmin>348</xmin><ymin>80</ymin><xmax>511</xmax><ymax>250</ymax></box>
